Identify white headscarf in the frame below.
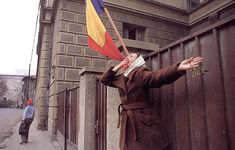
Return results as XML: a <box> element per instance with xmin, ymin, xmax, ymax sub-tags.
<box><xmin>123</xmin><ymin>55</ymin><xmax>145</xmax><ymax>77</ymax></box>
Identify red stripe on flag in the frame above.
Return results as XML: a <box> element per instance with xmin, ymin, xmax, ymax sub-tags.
<box><xmin>88</xmin><ymin>32</ymin><xmax>124</xmax><ymax>61</ymax></box>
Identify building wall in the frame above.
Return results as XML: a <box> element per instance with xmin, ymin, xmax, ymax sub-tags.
<box><xmin>105</xmin><ymin>0</ymin><xmax>188</xmax><ymax>23</ymax></box>
<box><xmin>0</xmin><ymin>75</ymin><xmax>24</xmax><ymax>105</ymax></box>
<box><xmin>101</xmin><ymin>7</ymin><xmax>188</xmax><ymax>47</ymax></box>
<box><xmin>189</xmin><ymin>0</ymin><xmax>235</xmax><ymax>33</ymax></box>
<box><xmin>22</xmin><ymin>77</ymin><xmax>36</xmax><ymax>101</ymax></box>
<box><xmin>46</xmin><ymin>0</ymin><xmax>109</xmax><ymax>139</ymax></box>
<box><xmin>189</xmin><ymin>0</ymin><xmax>234</xmax><ymax>23</ymax></box>
<box><xmin>104</xmin><ymin>0</ymin><xmax>189</xmax><ymax>47</ymax></box>
<box><xmin>107</xmin><ymin>0</ymin><xmax>188</xmax><ymax>10</ymax></box>
<box><xmin>154</xmin><ymin>0</ymin><xmax>187</xmax><ymax>10</ymax></box>
<box><xmin>35</xmin><ymin>24</ymin><xmax>52</xmax><ymax>130</ymax></box>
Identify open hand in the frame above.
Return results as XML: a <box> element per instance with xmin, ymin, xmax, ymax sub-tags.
<box><xmin>178</xmin><ymin>57</ymin><xmax>203</xmax><ymax>71</ymax></box>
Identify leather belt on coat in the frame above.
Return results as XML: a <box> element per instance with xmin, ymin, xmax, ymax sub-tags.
<box><xmin>117</xmin><ymin>101</ymin><xmax>150</xmax><ymax>142</ymax></box>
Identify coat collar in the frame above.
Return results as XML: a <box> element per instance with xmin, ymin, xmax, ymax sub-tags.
<box><xmin>126</xmin><ymin>67</ymin><xmax>142</xmax><ymax>80</ymax></box>
<box><xmin>112</xmin><ymin>67</ymin><xmax>143</xmax><ymax>92</ymax></box>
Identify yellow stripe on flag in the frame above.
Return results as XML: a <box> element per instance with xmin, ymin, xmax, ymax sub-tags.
<box><xmin>86</xmin><ymin>0</ymin><xmax>106</xmax><ymax>48</ymax></box>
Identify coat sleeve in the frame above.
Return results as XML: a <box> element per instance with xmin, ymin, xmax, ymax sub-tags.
<box><xmin>100</xmin><ymin>67</ymin><xmax>118</xmax><ymax>87</ymax></box>
<box><xmin>141</xmin><ymin>63</ymin><xmax>186</xmax><ymax>88</ymax></box>
<box><xmin>22</xmin><ymin>106</ymin><xmax>28</xmax><ymax>120</ymax></box>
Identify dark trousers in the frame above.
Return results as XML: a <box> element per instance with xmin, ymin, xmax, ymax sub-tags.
<box><xmin>21</xmin><ymin>118</ymin><xmax>33</xmax><ymax>143</ymax></box>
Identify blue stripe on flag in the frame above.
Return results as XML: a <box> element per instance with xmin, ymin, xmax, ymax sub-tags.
<box><xmin>92</xmin><ymin>0</ymin><xmax>104</xmax><ymax>14</ymax></box>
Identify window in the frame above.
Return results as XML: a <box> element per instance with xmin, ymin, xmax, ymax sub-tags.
<box><xmin>189</xmin><ymin>0</ymin><xmax>207</xmax><ymax>10</ymax></box>
<box><xmin>123</xmin><ymin>23</ymin><xmax>145</xmax><ymax>41</ymax></box>
<box><xmin>45</xmin><ymin>0</ymin><xmax>54</xmax><ymax>8</ymax></box>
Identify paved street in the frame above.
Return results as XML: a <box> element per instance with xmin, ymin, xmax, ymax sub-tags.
<box><xmin>2</xmin><ymin>121</ymin><xmax>61</xmax><ymax>150</ymax></box>
<box><xmin>0</xmin><ymin>108</ymin><xmax>22</xmax><ymax>144</ymax></box>
<box><xmin>0</xmin><ymin>108</ymin><xmax>61</xmax><ymax>150</ymax></box>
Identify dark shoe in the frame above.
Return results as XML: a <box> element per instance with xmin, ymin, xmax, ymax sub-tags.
<box><xmin>20</xmin><ymin>142</ymin><xmax>26</xmax><ymax>144</ymax></box>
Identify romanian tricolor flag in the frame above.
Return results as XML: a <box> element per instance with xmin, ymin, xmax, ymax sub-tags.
<box><xmin>86</xmin><ymin>0</ymin><xmax>125</xmax><ymax>61</ymax></box>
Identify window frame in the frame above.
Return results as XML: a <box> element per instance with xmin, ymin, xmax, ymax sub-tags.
<box><xmin>122</xmin><ymin>23</ymin><xmax>146</xmax><ymax>41</ymax></box>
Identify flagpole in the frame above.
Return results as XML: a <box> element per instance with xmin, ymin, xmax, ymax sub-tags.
<box><xmin>104</xmin><ymin>8</ymin><xmax>129</xmax><ymax>56</ymax></box>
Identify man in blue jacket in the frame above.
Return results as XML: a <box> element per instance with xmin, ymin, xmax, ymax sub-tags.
<box><xmin>20</xmin><ymin>98</ymin><xmax>35</xmax><ymax>144</ymax></box>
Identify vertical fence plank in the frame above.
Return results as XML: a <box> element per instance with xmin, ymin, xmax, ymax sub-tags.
<box><xmin>64</xmin><ymin>89</ymin><xmax>68</xmax><ymax>150</ymax></box>
<box><xmin>196</xmin><ymin>36</ymin><xmax>209</xmax><ymax>150</ymax></box>
<box><xmin>172</xmin><ymin>44</ymin><xmax>190</xmax><ymax>150</ymax></box>
<box><xmin>219</xmin><ymin>22</ymin><xmax>235</xmax><ymax>150</ymax></box>
<box><xmin>96</xmin><ymin>79</ymin><xmax>107</xmax><ymax>150</ymax></box>
<box><xmin>76</xmin><ymin>87</ymin><xmax>80</xmax><ymax>145</ymax></box>
<box><xmin>200</xmin><ymin>31</ymin><xmax>229</xmax><ymax>150</ymax></box>
<box><xmin>58</xmin><ymin>91</ymin><xmax>65</xmax><ymax>135</ymax></box>
<box><xmin>185</xmin><ymin>40</ymin><xmax>207</xmax><ymax>150</ymax></box>
<box><xmin>96</xmin><ymin>80</ymin><xmax>100</xmax><ymax>150</ymax></box>
<box><xmin>57</xmin><ymin>90</ymin><xmax>66</xmax><ymax>149</ymax></box>
<box><xmin>70</xmin><ymin>88</ymin><xmax>78</xmax><ymax>144</ymax></box>
<box><xmin>214</xmin><ymin>28</ymin><xmax>231</xmax><ymax>150</ymax></box>
<box><xmin>101</xmin><ymin>83</ymin><xmax>107</xmax><ymax>150</ymax></box>
<box><xmin>160</xmin><ymin>50</ymin><xmax>177</xmax><ymax>150</ymax></box>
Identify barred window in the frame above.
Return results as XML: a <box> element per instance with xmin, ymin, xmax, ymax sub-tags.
<box><xmin>123</xmin><ymin>23</ymin><xmax>145</xmax><ymax>41</ymax></box>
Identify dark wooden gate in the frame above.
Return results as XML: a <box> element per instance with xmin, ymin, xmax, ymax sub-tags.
<box><xmin>57</xmin><ymin>86</ymin><xmax>79</xmax><ymax>150</ymax></box>
<box><xmin>145</xmin><ymin>16</ymin><xmax>235</xmax><ymax>150</ymax></box>
<box><xmin>95</xmin><ymin>79</ymin><xmax>107</xmax><ymax>150</ymax></box>
<box><xmin>57</xmin><ymin>89</ymin><xmax>67</xmax><ymax>149</ymax></box>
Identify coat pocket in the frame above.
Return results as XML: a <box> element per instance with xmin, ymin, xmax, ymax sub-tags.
<box><xmin>136</xmin><ymin>113</ymin><xmax>161</xmax><ymax>126</ymax></box>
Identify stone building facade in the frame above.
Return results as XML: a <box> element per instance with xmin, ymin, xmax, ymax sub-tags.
<box><xmin>0</xmin><ymin>75</ymin><xmax>24</xmax><ymax>107</ymax></box>
<box><xmin>35</xmin><ymin>0</ymin><xmax>235</xmax><ymax>149</ymax></box>
<box><xmin>22</xmin><ymin>76</ymin><xmax>36</xmax><ymax>101</ymax></box>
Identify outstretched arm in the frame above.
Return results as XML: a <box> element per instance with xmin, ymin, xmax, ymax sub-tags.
<box><xmin>142</xmin><ymin>56</ymin><xmax>203</xmax><ymax>88</ymax></box>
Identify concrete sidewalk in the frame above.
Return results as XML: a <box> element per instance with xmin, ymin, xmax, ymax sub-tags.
<box><xmin>0</xmin><ymin>121</ymin><xmax>62</xmax><ymax>150</ymax></box>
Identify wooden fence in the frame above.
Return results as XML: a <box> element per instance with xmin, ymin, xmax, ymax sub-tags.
<box><xmin>145</xmin><ymin>15</ymin><xmax>235</xmax><ymax>150</ymax></box>
<box><xmin>57</xmin><ymin>86</ymin><xmax>79</xmax><ymax>150</ymax></box>
<box><xmin>95</xmin><ymin>79</ymin><xmax>107</xmax><ymax>150</ymax></box>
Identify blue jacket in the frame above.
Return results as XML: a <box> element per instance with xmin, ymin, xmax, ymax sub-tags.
<box><xmin>22</xmin><ymin>105</ymin><xmax>35</xmax><ymax>120</ymax></box>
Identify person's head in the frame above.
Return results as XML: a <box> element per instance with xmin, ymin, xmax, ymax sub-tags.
<box><xmin>26</xmin><ymin>98</ymin><xmax>33</xmax><ymax>105</ymax></box>
<box><xmin>122</xmin><ymin>53</ymin><xmax>145</xmax><ymax>75</ymax></box>
<box><xmin>126</xmin><ymin>53</ymin><xmax>140</xmax><ymax>66</ymax></box>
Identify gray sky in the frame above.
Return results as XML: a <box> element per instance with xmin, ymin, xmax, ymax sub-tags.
<box><xmin>0</xmin><ymin>0</ymin><xmax>40</xmax><ymax>75</ymax></box>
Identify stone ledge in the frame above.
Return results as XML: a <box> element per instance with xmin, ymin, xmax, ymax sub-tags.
<box><xmin>116</xmin><ymin>39</ymin><xmax>159</xmax><ymax>52</ymax></box>
<box><xmin>79</xmin><ymin>66</ymin><xmax>106</xmax><ymax>76</ymax></box>
<box><xmin>105</xmin><ymin>0</ymin><xmax>187</xmax><ymax>24</ymax></box>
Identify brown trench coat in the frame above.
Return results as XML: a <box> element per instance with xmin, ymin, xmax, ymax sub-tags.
<box><xmin>100</xmin><ymin>64</ymin><xmax>185</xmax><ymax>150</ymax></box>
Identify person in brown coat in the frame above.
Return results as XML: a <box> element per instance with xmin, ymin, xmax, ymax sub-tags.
<box><xmin>100</xmin><ymin>53</ymin><xmax>203</xmax><ymax>150</ymax></box>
